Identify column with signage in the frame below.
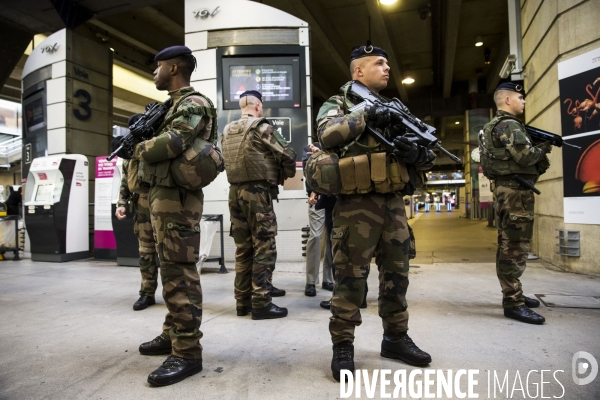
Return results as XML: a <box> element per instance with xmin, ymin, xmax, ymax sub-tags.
<box><xmin>184</xmin><ymin>0</ymin><xmax>311</xmax><ymax>262</ymax></box>
<box><xmin>21</xmin><ymin>29</ymin><xmax>113</xmax><ymax>186</ymax></box>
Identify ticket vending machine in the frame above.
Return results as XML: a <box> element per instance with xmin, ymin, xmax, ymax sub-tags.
<box><xmin>110</xmin><ymin>158</ymin><xmax>139</xmax><ymax>266</ymax></box>
<box><xmin>24</xmin><ymin>155</ymin><xmax>89</xmax><ymax>262</ymax></box>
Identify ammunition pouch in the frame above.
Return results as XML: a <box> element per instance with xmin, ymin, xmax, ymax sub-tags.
<box><xmin>127</xmin><ymin>158</ymin><xmax>150</xmax><ymax>194</ymax></box>
<box><xmin>305</xmin><ymin>150</ymin><xmax>410</xmax><ymax>196</ymax></box>
<box><xmin>170</xmin><ymin>137</ymin><xmax>224</xmax><ymax>190</ymax></box>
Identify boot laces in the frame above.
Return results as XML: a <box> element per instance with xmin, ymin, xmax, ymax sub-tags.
<box><xmin>334</xmin><ymin>343</ymin><xmax>353</xmax><ymax>362</ymax></box>
<box><xmin>401</xmin><ymin>334</ymin><xmax>421</xmax><ymax>352</ymax></box>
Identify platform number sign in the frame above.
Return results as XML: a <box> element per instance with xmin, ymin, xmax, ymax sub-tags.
<box><xmin>269</xmin><ymin>117</ymin><xmax>291</xmax><ymax>143</ymax></box>
<box><xmin>73</xmin><ymin>89</ymin><xmax>92</xmax><ymax>120</ymax></box>
<box><xmin>24</xmin><ymin>143</ymin><xmax>32</xmax><ymax>164</ymax></box>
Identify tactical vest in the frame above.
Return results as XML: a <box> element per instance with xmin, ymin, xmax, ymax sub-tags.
<box><xmin>305</xmin><ymin>83</ymin><xmax>411</xmax><ymax>196</ymax></box>
<box><xmin>138</xmin><ymin>90</ymin><xmax>221</xmax><ymax>189</ymax></box>
<box><xmin>222</xmin><ymin>116</ymin><xmax>280</xmax><ymax>185</ymax></box>
<box><xmin>479</xmin><ymin>114</ymin><xmax>539</xmax><ymax>179</ymax></box>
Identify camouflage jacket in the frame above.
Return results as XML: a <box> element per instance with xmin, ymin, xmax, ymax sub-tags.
<box><xmin>479</xmin><ymin>110</ymin><xmax>550</xmax><ymax>179</ymax></box>
<box><xmin>316</xmin><ymin>93</ymin><xmax>435</xmax><ymax>171</ymax></box>
<box><xmin>117</xmin><ymin>159</ymin><xmax>130</xmax><ymax>208</ymax></box>
<box><xmin>133</xmin><ymin>86</ymin><xmax>214</xmax><ymax>187</ymax></box>
<box><xmin>222</xmin><ymin>115</ymin><xmax>297</xmax><ymax>185</ymax></box>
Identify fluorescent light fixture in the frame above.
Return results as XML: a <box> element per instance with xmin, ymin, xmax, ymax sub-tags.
<box><xmin>380</xmin><ymin>0</ymin><xmax>398</xmax><ymax>4</ymax></box>
<box><xmin>475</xmin><ymin>35</ymin><xmax>483</xmax><ymax>47</ymax></box>
<box><xmin>402</xmin><ymin>77</ymin><xmax>415</xmax><ymax>84</ymax></box>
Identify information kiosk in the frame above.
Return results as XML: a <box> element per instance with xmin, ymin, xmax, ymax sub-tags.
<box><xmin>24</xmin><ymin>155</ymin><xmax>89</xmax><ymax>262</ymax></box>
<box><xmin>110</xmin><ymin>158</ymin><xmax>139</xmax><ymax>266</ymax></box>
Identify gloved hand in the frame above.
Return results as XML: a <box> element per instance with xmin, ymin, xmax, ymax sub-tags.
<box><xmin>367</xmin><ymin>105</ymin><xmax>391</xmax><ymax>128</ymax></box>
<box><xmin>536</xmin><ymin>141</ymin><xmax>552</xmax><ymax>154</ymax></box>
<box><xmin>393</xmin><ymin>136</ymin><xmax>422</xmax><ymax>164</ymax></box>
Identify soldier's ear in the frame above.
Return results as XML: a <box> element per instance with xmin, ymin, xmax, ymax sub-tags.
<box><xmin>170</xmin><ymin>62</ymin><xmax>178</xmax><ymax>76</ymax></box>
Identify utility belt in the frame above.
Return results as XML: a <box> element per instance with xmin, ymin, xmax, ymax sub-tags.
<box><xmin>492</xmin><ymin>174</ymin><xmax>537</xmax><ymax>190</ymax></box>
<box><xmin>305</xmin><ymin>150</ymin><xmax>410</xmax><ymax>196</ymax></box>
<box><xmin>232</xmin><ymin>180</ymin><xmax>280</xmax><ymax>201</ymax></box>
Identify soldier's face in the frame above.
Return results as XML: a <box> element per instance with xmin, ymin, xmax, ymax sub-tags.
<box><xmin>153</xmin><ymin>61</ymin><xmax>172</xmax><ymax>91</ymax></box>
<box><xmin>508</xmin><ymin>92</ymin><xmax>525</xmax><ymax>115</ymax></box>
<box><xmin>357</xmin><ymin>56</ymin><xmax>390</xmax><ymax>93</ymax></box>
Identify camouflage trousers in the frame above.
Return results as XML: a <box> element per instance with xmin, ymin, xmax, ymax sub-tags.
<box><xmin>133</xmin><ymin>193</ymin><xmax>158</xmax><ymax>296</ymax></box>
<box><xmin>149</xmin><ymin>185</ymin><xmax>203</xmax><ymax>359</ymax></box>
<box><xmin>330</xmin><ymin>193</ymin><xmax>411</xmax><ymax>344</ymax></box>
<box><xmin>228</xmin><ymin>182</ymin><xmax>277</xmax><ymax>309</ymax></box>
<box><xmin>495</xmin><ymin>185</ymin><xmax>535</xmax><ymax>309</ymax></box>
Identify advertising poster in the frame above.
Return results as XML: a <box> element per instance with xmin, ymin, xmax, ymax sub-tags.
<box><xmin>558</xmin><ymin>47</ymin><xmax>600</xmax><ymax>224</ymax></box>
<box><xmin>94</xmin><ymin>156</ymin><xmax>117</xmax><ymax>252</ymax></box>
<box><xmin>478</xmin><ymin>165</ymin><xmax>494</xmax><ymax>203</ymax></box>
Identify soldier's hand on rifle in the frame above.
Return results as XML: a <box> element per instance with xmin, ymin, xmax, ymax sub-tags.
<box><xmin>115</xmin><ymin>206</ymin><xmax>127</xmax><ymax>220</ymax></box>
<box><xmin>393</xmin><ymin>136</ymin><xmax>422</xmax><ymax>164</ymax></box>
<box><xmin>367</xmin><ymin>105</ymin><xmax>391</xmax><ymax>128</ymax></box>
<box><xmin>536</xmin><ymin>141</ymin><xmax>552</xmax><ymax>154</ymax></box>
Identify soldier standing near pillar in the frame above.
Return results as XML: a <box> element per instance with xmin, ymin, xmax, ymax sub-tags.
<box><xmin>221</xmin><ymin>90</ymin><xmax>297</xmax><ymax>320</ymax></box>
<box><xmin>134</xmin><ymin>45</ymin><xmax>217</xmax><ymax>386</ymax></box>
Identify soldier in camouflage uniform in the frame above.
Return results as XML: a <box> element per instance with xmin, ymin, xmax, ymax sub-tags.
<box><xmin>115</xmin><ymin>133</ymin><xmax>158</xmax><ymax>311</ymax></box>
<box><xmin>479</xmin><ymin>82</ymin><xmax>551</xmax><ymax>325</ymax></box>
<box><xmin>221</xmin><ymin>90</ymin><xmax>297</xmax><ymax>320</ymax></box>
<box><xmin>316</xmin><ymin>46</ymin><xmax>436</xmax><ymax>382</ymax></box>
<box><xmin>133</xmin><ymin>46</ymin><xmax>215</xmax><ymax>386</ymax></box>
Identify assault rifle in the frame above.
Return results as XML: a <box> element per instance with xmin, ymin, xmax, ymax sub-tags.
<box><xmin>107</xmin><ymin>100</ymin><xmax>171</xmax><ymax>161</ymax></box>
<box><xmin>525</xmin><ymin>125</ymin><xmax>581</xmax><ymax>150</ymax></box>
<box><xmin>345</xmin><ymin>81</ymin><xmax>461</xmax><ymax>164</ymax></box>
<box><xmin>513</xmin><ymin>174</ymin><xmax>541</xmax><ymax>195</ymax></box>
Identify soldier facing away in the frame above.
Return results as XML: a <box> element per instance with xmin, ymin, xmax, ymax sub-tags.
<box><xmin>316</xmin><ymin>45</ymin><xmax>436</xmax><ymax>382</ymax></box>
<box><xmin>133</xmin><ymin>45</ymin><xmax>217</xmax><ymax>386</ymax></box>
<box><xmin>115</xmin><ymin>157</ymin><xmax>158</xmax><ymax>311</ymax></box>
<box><xmin>221</xmin><ymin>90</ymin><xmax>297</xmax><ymax>320</ymax></box>
<box><xmin>479</xmin><ymin>82</ymin><xmax>551</xmax><ymax>325</ymax></box>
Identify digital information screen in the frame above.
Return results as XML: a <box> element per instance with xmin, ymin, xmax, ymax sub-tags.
<box><xmin>222</xmin><ymin>56</ymin><xmax>300</xmax><ymax>110</ymax></box>
<box><xmin>25</xmin><ymin>98</ymin><xmax>45</xmax><ymax>131</ymax></box>
<box><xmin>35</xmin><ymin>184</ymin><xmax>54</xmax><ymax>203</ymax></box>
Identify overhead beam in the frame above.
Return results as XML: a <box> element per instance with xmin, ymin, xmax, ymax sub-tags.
<box><xmin>442</xmin><ymin>0</ymin><xmax>461</xmax><ymax>98</ymax></box>
<box><xmin>88</xmin><ymin>19</ymin><xmax>159</xmax><ymax>55</ymax></box>
<box><xmin>287</xmin><ymin>0</ymin><xmax>349</xmax><ymax>80</ymax></box>
<box><xmin>135</xmin><ymin>6</ymin><xmax>184</xmax><ymax>39</ymax></box>
<box><xmin>364</xmin><ymin>0</ymin><xmax>408</xmax><ymax>102</ymax></box>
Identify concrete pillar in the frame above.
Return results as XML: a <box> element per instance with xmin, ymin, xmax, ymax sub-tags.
<box><xmin>21</xmin><ymin>28</ymin><xmax>113</xmax><ymax>194</ymax></box>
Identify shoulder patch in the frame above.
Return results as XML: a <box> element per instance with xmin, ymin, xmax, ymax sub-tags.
<box><xmin>327</xmin><ymin>109</ymin><xmax>338</xmax><ymax>117</ymax></box>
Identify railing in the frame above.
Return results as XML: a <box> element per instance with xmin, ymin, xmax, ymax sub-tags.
<box><xmin>0</xmin><ymin>137</ymin><xmax>22</xmax><ymax>166</ymax></box>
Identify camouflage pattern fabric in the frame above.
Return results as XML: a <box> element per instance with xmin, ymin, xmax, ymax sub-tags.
<box><xmin>117</xmin><ymin>160</ymin><xmax>158</xmax><ymax>296</ymax></box>
<box><xmin>494</xmin><ymin>185</ymin><xmax>535</xmax><ymax>309</ymax></box>
<box><xmin>134</xmin><ymin>87</ymin><xmax>213</xmax><ymax>164</ymax></box>
<box><xmin>317</xmin><ymin>92</ymin><xmax>435</xmax><ymax>346</ymax></box>
<box><xmin>328</xmin><ymin>193</ymin><xmax>411</xmax><ymax>344</ymax></box>
<box><xmin>150</xmin><ymin>184</ymin><xmax>203</xmax><ymax>360</ymax></box>
<box><xmin>228</xmin><ymin>182</ymin><xmax>277</xmax><ymax>309</ymax></box>
<box><xmin>134</xmin><ymin>193</ymin><xmax>158</xmax><ymax>296</ymax></box>
<box><xmin>133</xmin><ymin>87</ymin><xmax>213</xmax><ymax>360</ymax></box>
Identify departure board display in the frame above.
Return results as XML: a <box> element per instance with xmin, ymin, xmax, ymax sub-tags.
<box><xmin>222</xmin><ymin>56</ymin><xmax>300</xmax><ymax>109</ymax></box>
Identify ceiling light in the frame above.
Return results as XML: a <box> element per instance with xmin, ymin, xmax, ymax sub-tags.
<box><xmin>380</xmin><ymin>0</ymin><xmax>398</xmax><ymax>5</ymax></box>
<box><xmin>455</xmin><ymin>121</ymin><xmax>460</xmax><ymax>125</ymax></box>
<box><xmin>402</xmin><ymin>77</ymin><xmax>415</xmax><ymax>84</ymax></box>
<box><xmin>475</xmin><ymin>35</ymin><xmax>483</xmax><ymax>47</ymax></box>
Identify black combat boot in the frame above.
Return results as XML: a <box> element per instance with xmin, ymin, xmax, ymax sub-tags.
<box><xmin>147</xmin><ymin>355</ymin><xmax>203</xmax><ymax>386</ymax></box>
<box><xmin>133</xmin><ymin>295</ymin><xmax>156</xmax><ymax>310</ymax></box>
<box><xmin>305</xmin><ymin>284</ymin><xmax>317</xmax><ymax>296</ymax></box>
<box><xmin>331</xmin><ymin>341</ymin><xmax>355</xmax><ymax>382</ymax></box>
<box><xmin>504</xmin><ymin>305</ymin><xmax>545</xmax><ymax>324</ymax></box>
<box><xmin>381</xmin><ymin>332</ymin><xmax>432</xmax><ymax>366</ymax></box>
<box><xmin>524</xmin><ymin>296</ymin><xmax>540</xmax><ymax>308</ymax></box>
<box><xmin>320</xmin><ymin>299</ymin><xmax>332</xmax><ymax>309</ymax></box>
<box><xmin>252</xmin><ymin>303</ymin><xmax>288</xmax><ymax>320</ymax></box>
<box><xmin>268</xmin><ymin>285</ymin><xmax>286</xmax><ymax>297</ymax></box>
<box><xmin>139</xmin><ymin>335</ymin><xmax>172</xmax><ymax>355</ymax></box>
<box><xmin>322</xmin><ymin>282</ymin><xmax>334</xmax><ymax>291</ymax></box>
<box><xmin>236</xmin><ymin>305</ymin><xmax>252</xmax><ymax>316</ymax></box>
